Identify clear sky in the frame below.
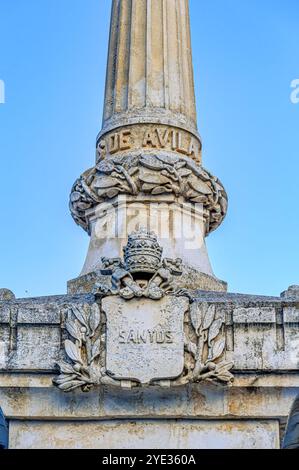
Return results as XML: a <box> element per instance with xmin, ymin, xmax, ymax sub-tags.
<box><xmin>0</xmin><ymin>0</ymin><xmax>298</xmax><ymax>299</ymax></box>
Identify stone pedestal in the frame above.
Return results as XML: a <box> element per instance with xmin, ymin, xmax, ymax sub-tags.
<box><xmin>70</xmin><ymin>194</ymin><xmax>227</xmax><ymax>294</ymax></box>
<box><xmin>1</xmin><ymin>289</ymin><xmax>299</xmax><ymax>449</ymax></box>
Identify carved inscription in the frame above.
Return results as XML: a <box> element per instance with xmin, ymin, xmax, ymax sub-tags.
<box><xmin>118</xmin><ymin>329</ymin><xmax>174</xmax><ymax>344</ymax></box>
<box><xmin>102</xmin><ymin>296</ymin><xmax>187</xmax><ymax>384</ymax></box>
<box><xmin>97</xmin><ymin>124</ymin><xmax>202</xmax><ymax>163</ymax></box>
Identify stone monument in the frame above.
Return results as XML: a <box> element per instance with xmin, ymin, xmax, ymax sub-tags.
<box><xmin>0</xmin><ymin>0</ymin><xmax>298</xmax><ymax>449</ymax></box>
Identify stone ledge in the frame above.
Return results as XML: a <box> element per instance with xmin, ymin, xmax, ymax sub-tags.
<box><xmin>0</xmin><ymin>294</ymin><xmax>298</xmax><ymax>373</ymax></box>
<box><xmin>1</xmin><ymin>372</ymin><xmax>299</xmax><ymax>389</ymax></box>
<box><xmin>0</xmin><ymin>381</ymin><xmax>297</xmax><ymax>421</ymax></box>
<box><xmin>67</xmin><ymin>269</ymin><xmax>228</xmax><ymax>295</ymax></box>
<box><xmin>8</xmin><ymin>419</ymin><xmax>279</xmax><ymax>449</ymax></box>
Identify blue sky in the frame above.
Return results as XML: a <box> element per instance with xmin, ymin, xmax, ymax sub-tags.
<box><xmin>0</xmin><ymin>0</ymin><xmax>298</xmax><ymax>298</ymax></box>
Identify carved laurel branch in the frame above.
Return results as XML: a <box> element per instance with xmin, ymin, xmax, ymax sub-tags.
<box><xmin>185</xmin><ymin>303</ymin><xmax>234</xmax><ymax>385</ymax></box>
<box><xmin>53</xmin><ymin>303</ymin><xmax>117</xmax><ymax>393</ymax></box>
<box><xmin>70</xmin><ymin>154</ymin><xmax>227</xmax><ymax>235</ymax></box>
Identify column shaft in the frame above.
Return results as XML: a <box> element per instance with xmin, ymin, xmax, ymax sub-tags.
<box><xmin>101</xmin><ymin>0</ymin><xmax>198</xmax><ymax>138</ymax></box>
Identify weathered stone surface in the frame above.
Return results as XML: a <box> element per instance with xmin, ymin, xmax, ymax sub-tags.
<box><xmin>100</xmin><ymin>0</ymin><xmax>199</xmax><ymax>145</ymax></box>
<box><xmin>7</xmin><ymin>326</ymin><xmax>61</xmax><ymax>371</ymax></box>
<box><xmin>281</xmin><ymin>285</ymin><xmax>299</xmax><ymax>299</ymax></box>
<box><xmin>1</xmin><ymin>377</ymin><xmax>298</xmax><ymax>421</ymax></box>
<box><xmin>103</xmin><ymin>296</ymin><xmax>187</xmax><ymax>384</ymax></box>
<box><xmin>68</xmin><ymin>266</ymin><xmax>227</xmax><ymax>295</ymax></box>
<box><xmin>233</xmin><ymin>307</ymin><xmax>276</xmax><ymax>324</ymax></box>
<box><xmin>97</xmin><ymin>125</ymin><xmax>202</xmax><ymax>163</ymax></box>
<box><xmin>0</xmin><ymin>289</ymin><xmax>15</xmax><ymax>301</ymax></box>
<box><xmin>0</xmin><ymin>0</ymin><xmax>298</xmax><ymax>450</ymax></box>
<box><xmin>9</xmin><ymin>419</ymin><xmax>280</xmax><ymax>449</ymax></box>
<box><xmin>283</xmin><ymin>394</ymin><xmax>299</xmax><ymax>449</ymax></box>
<box><xmin>284</xmin><ymin>307</ymin><xmax>299</xmax><ymax>323</ymax></box>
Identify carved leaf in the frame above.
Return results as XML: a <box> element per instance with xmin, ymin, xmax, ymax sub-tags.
<box><xmin>220</xmin><ymin>197</ymin><xmax>228</xmax><ymax>213</ymax></box>
<box><xmin>65</xmin><ymin>320</ymin><xmax>81</xmax><ymax>342</ymax></box>
<box><xmin>140</xmin><ymin>173</ymin><xmax>171</xmax><ymax>185</ymax></box>
<box><xmin>216</xmin><ymin>361</ymin><xmax>234</xmax><ymax>373</ymax></box>
<box><xmin>208</xmin><ymin>319</ymin><xmax>223</xmax><ymax>344</ymax></box>
<box><xmin>54</xmin><ymin>374</ymin><xmax>78</xmax><ymax>385</ymax></box>
<box><xmin>57</xmin><ymin>362</ymin><xmax>76</xmax><ymax>374</ymax></box>
<box><xmin>216</xmin><ymin>372</ymin><xmax>234</xmax><ymax>383</ymax></box>
<box><xmin>76</xmin><ymin>202</ymin><xmax>92</xmax><ymax>210</ymax></box>
<box><xmin>89</xmin><ymin>303</ymin><xmax>101</xmax><ymax>336</ymax></box>
<box><xmin>151</xmin><ymin>186</ymin><xmax>173</xmax><ymax>195</ymax></box>
<box><xmin>70</xmin><ymin>192</ymin><xmax>81</xmax><ymax>202</ymax></box>
<box><xmin>93</xmin><ymin>176</ymin><xmax>120</xmax><ymax>188</ymax></box>
<box><xmin>184</xmin><ymin>340</ymin><xmax>197</xmax><ymax>357</ymax></box>
<box><xmin>141</xmin><ymin>183</ymin><xmax>158</xmax><ymax>192</ymax></box>
<box><xmin>175</xmin><ymin>161</ymin><xmax>187</xmax><ymax>169</ymax></box>
<box><xmin>178</xmin><ymin>168</ymin><xmax>192</xmax><ymax>178</ymax></box>
<box><xmin>58</xmin><ymin>380</ymin><xmax>87</xmax><ymax>392</ymax></box>
<box><xmin>157</xmin><ymin>154</ymin><xmax>179</xmax><ymax>165</ymax></box>
<box><xmin>96</xmin><ymin>161</ymin><xmax>115</xmax><ymax>173</ymax></box>
<box><xmin>71</xmin><ymin>305</ymin><xmax>88</xmax><ymax>327</ymax></box>
<box><xmin>189</xmin><ymin>177</ymin><xmax>213</xmax><ymax>195</ymax></box>
<box><xmin>106</xmin><ymin>188</ymin><xmax>120</xmax><ymax>198</ymax></box>
<box><xmin>202</xmin><ymin>305</ymin><xmax>215</xmax><ymax>330</ymax></box>
<box><xmin>211</xmin><ymin>338</ymin><xmax>226</xmax><ymax>361</ymax></box>
<box><xmin>190</xmin><ymin>303</ymin><xmax>202</xmax><ymax>334</ymax></box>
<box><xmin>140</xmin><ymin>157</ymin><xmax>165</xmax><ymax>170</ymax></box>
<box><xmin>91</xmin><ymin>338</ymin><xmax>101</xmax><ymax>362</ymax></box>
<box><xmin>65</xmin><ymin>340</ymin><xmax>83</xmax><ymax>365</ymax></box>
<box><xmin>190</xmin><ymin>195</ymin><xmax>207</xmax><ymax>203</ymax></box>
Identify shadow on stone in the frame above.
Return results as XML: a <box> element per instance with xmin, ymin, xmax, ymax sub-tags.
<box><xmin>0</xmin><ymin>408</ymin><xmax>8</xmax><ymax>449</ymax></box>
<box><xmin>283</xmin><ymin>395</ymin><xmax>299</xmax><ymax>449</ymax></box>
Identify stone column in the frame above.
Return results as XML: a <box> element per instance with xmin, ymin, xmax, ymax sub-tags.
<box><xmin>99</xmin><ymin>0</ymin><xmax>200</xmax><ymax>158</ymax></box>
<box><xmin>69</xmin><ymin>0</ymin><xmax>228</xmax><ymax>294</ymax></box>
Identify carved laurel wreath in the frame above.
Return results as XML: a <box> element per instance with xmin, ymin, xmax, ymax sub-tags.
<box><xmin>184</xmin><ymin>302</ymin><xmax>234</xmax><ymax>385</ymax></box>
<box><xmin>70</xmin><ymin>154</ymin><xmax>227</xmax><ymax>235</ymax></box>
<box><xmin>54</xmin><ymin>300</ymin><xmax>233</xmax><ymax>393</ymax></box>
<box><xmin>53</xmin><ymin>303</ymin><xmax>117</xmax><ymax>392</ymax></box>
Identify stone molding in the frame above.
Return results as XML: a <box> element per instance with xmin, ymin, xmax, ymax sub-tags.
<box><xmin>67</xmin><ymin>268</ymin><xmax>228</xmax><ymax>296</ymax></box>
<box><xmin>70</xmin><ymin>153</ymin><xmax>227</xmax><ymax>235</ymax></box>
<box><xmin>96</xmin><ymin>123</ymin><xmax>202</xmax><ymax>163</ymax></box>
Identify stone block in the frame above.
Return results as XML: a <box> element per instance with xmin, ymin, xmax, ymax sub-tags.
<box><xmin>8</xmin><ymin>419</ymin><xmax>280</xmax><ymax>449</ymax></box>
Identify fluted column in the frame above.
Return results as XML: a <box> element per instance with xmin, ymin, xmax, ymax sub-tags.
<box><xmin>97</xmin><ymin>0</ymin><xmax>202</xmax><ymax>164</ymax></box>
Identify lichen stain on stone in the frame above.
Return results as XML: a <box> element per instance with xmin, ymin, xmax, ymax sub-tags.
<box><xmin>189</xmin><ymin>387</ymin><xmax>207</xmax><ymax>411</ymax></box>
<box><xmin>4</xmin><ymin>388</ymin><xmax>30</xmax><ymax>416</ymax></box>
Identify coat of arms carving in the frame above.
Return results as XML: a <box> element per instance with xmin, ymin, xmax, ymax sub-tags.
<box><xmin>54</xmin><ymin>228</ymin><xmax>234</xmax><ymax>392</ymax></box>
